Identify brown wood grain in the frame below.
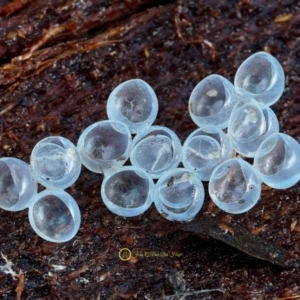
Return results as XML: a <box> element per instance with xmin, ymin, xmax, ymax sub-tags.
<box><xmin>0</xmin><ymin>0</ymin><xmax>300</xmax><ymax>299</ymax></box>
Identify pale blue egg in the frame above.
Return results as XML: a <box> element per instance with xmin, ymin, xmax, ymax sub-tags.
<box><xmin>106</xmin><ymin>79</ymin><xmax>159</xmax><ymax>134</ymax></box>
<box><xmin>189</xmin><ymin>74</ymin><xmax>238</xmax><ymax>129</ymax></box>
<box><xmin>28</xmin><ymin>189</ymin><xmax>81</xmax><ymax>243</ymax></box>
<box><xmin>209</xmin><ymin>158</ymin><xmax>261</xmax><ymax>214</ymax></box>
<box><xmin>228</xmin><ymin>100</ymin><xmax>279</xmax><ymax>157</ymax></box>
<box><xmin>182</xmin><ymin>126</ymin><xmax>232</xmax><ymax>181</ymax></box>
<box><xmin>254</xmin><ymin>133</ymin><xmax>300</xmax><ymax>189</ymax></box>
<box><xmin>0</xmin><ymin>157</ymin><xmax>37</xmax><ymax>211</ymax></box>
<box><xmin>234</xmin><ymin>51</ymin><xmax>285</xmax><ymax>106</ymax></box>
<box><xmin>154</xmin><ymin>168</ymin><xmax>204</xmax><ymax>221</ymax></box>
<box><xmin>130</xmin><ymin>126</ymin><xmax>182</xmax><ymax>179</ymax></box>
<box><xmin>31</xmin><ymin>136</ymin><xmax>81</xmax><ymax>189</ymax></box>
<box><xmin>77</xmin><ymin>120</ymin><xmax>132</xmax><ymax>174</ymax></box>
<box><xmin>101</xmin><ymin>166</ymin><xmax>154</xmax><ymax>217</ymax></box>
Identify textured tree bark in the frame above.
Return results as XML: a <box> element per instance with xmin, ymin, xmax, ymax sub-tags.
<box><xmin>0</xmin><ymin>1</ymin><xmax>300</xmax><ymax>299</ymax></box>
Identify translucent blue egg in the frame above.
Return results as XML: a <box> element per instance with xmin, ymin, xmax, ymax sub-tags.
<box><xmin>28</xmin><ymin>189</ymin><xmax>81</xmax><ymax>242</ymax></box>
<box><xmin>0</xmin><ymin>157</ymin><xmax>37</xmax><ymax>211</ymax></box>
<box><xmin>228</xmin><ymin>101</ymin><xmax>279</xmax><ymax>157</ymax></box>
<box><xmin>130</xmin><ymin>126</ymin><xmax>182</xmax><ymax>179</ymax></box>
<box><xmin>209</xmin><ymin>158</ymin><xmax>261</xmax><ymax>214</ymax></box>
<box><xmin>31</xmin><ymin>136</ymin><xmax>81</xmax><ymax>189</ymax></box>
<box><xmin>254</xmin><ymin>133</ymin><xmax>300</xmax><ymax>189</ymax></box>
<box><xmin>182</xmin><ymin>126</ymin><xmax>232</xmax><ymax>181</ymax></box>
<box><xmin>77</xmin><ymin>120</ymin><xmax>132</xmax><ymax>174</ymax></box>
<box><xmin>106</xmin><ymin>79</ymin><xmax>159</xmax><ymax>133</ymax></box>
<box><xmin>234</xmin><ymin>51</ymin><xmax>285</xmax><ymax>106</ymax></box>
<box><xmin>188</xmin><ymin>74</ymin><xmax>237</xmax><ymax>129</ymax></box>
<box><xmin>154</xmin><ymin>168</ymin><xmax>205</xmax><ymax>221</ymax></box>
<box><xmin>101</xmin><ymin>166</ymin><xmax>154</xmax><ymax>217</ymax></box>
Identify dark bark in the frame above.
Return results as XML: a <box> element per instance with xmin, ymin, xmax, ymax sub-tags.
<box><xmin>0</xmin><ymin>0</ymin><xmax>300</xmax><ymax>299</ymax></box>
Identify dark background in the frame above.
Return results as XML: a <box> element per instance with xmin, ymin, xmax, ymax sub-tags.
<box><xmin>0</xmin><ymin>1</ymin><xmax>300</xmax><ymax>299</ymax></box>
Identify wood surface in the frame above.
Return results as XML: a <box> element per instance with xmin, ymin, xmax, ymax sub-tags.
<box><xmin>0</xmin><ymin>1</ymin><xmax>300</xmax><ymax>299</ymax></box>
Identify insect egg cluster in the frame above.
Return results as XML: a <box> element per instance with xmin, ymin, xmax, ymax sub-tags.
<box><xmin>0</xmin><ymin>51</ymin><xmax>298</xmax><ymax>243</ymax></box>
<box><xmin>79</xmin><ymin>79</ymin><xmax>201</xmax><ymax>221</ymax></box>
<box><xmin>0</xmin><ymin>137</ymin><xmax>81</xmax><ymax>242</ymax></box>
<box><xmin>207</xmin><ymin>52</ymin><xmax>300</xmax><ymax>213</ymax></box>
<box><xmin>98</xmin><ymin>51</ymin><xmax>300</xmax><ymax>217</ymax></box>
